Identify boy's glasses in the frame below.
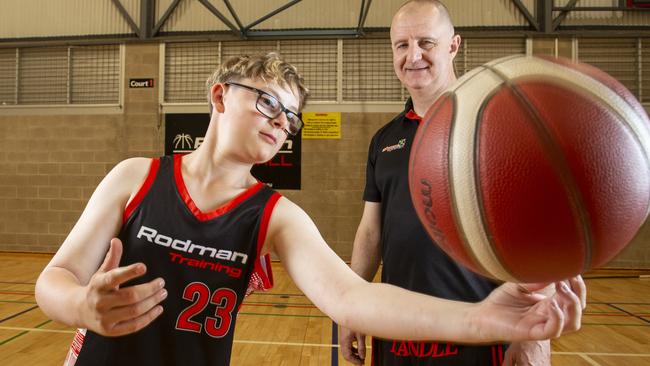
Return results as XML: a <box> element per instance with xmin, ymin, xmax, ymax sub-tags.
<box><xmin>225</xmin><ymin>82</ymin><xmax>303</xmax><ymax>136</ymax></box>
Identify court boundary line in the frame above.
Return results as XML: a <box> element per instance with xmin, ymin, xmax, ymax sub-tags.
<box><xmin>577</xmin><ymin>353</ymin><xmax>602</xmax><ymax>366</ymax></box>
<box><xmin>0</xmin><ymin>305</ymin><xmax>38</xmax><ymax>323</ymax></box>
<box><xmin>1</xmin><ymin>324</ymin><xmax>650</xmax><ymax>359</ymax></box>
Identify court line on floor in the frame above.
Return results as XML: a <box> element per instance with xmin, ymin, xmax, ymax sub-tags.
<box><xmin>554</xmin><ymin>351</ymin><xmax>650</xmax><ymax>358</ymax></box>
<box><xmin>331</xmin><ymin>321</ymin><xmax>338</xmax><ymax>366</ymax></box>
<box><xmin>0</xmin><ymin>320</ymin><xmax>52</xmax><ymax>346</ymax></box>
<box><xmin>0</xmin><ymin>305</ymin><xmax>38</xmax><ymax>323</ymax></box>
<box><xmin>0</xmin><ymin>291</ymin><xmax>34</xmax><ymax>296</ymax></box>
<box><xmin>1</xmin><ymin>325</ymin><xmax>649</xmax><ymax>360</ymax></box>
<box><xmin>577</xmin><ymin>353</ymin><xmax>602</xmax><ymax>366</ymax></box>
<box><xmin>606</xmin><ymin>303</ymin><xmax>650</xmax><ymax>325</ymax></box>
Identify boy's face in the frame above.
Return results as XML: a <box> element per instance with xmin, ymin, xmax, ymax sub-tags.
<box><xmin>217</xmin><ymin>78</ymin><xmax>300</xmax><ymax>164</ymax></box>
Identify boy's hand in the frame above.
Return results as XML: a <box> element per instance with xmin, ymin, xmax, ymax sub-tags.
<box><xmin>80</xmin><ymin>238</ymin><xmax>167</xmax><ymax>336</ymax></box>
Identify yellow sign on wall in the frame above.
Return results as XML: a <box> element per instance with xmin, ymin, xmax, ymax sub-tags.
<box><xmin>302</xmin><ymin>112</ymin><xmax>341</xmax><ymax>139</ymax></box>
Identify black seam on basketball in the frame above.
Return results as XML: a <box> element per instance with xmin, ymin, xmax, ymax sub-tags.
<box><xmin>534</xmin><ymin>57</ymin><xmax>650</xmax><ymax>219</ymax></box>
<box><xmin>410</xmin><ymin>92</ymin><xmax>489</xmax><ymax>277</ymax></box>
<box><xmin>447</xmin><ymin>92</ymin><xmax>497</xmax><ymax>279</ymax></box>
<box><xmin>474</xmin><ymin>84</ymin><xmax>519</xmax><ymax>282</ymax></box>
<box><xmin>483</xmin><ymin>63</ymin><xmax>594</xmax><ymax>275</ymax></box>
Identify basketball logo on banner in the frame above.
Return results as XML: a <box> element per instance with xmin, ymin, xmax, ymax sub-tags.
<box><xmin>165</xmin><ymin>113</ymin><xmax>301</xmax><ymax>189</ymax></box>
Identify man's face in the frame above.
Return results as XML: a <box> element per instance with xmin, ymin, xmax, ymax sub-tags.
<box><xmin>390</xmin><ymin>4</ymin><xmax>459</xmax><ymax>94</ymax></box>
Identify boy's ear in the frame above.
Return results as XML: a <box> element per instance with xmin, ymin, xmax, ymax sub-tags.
<box><xmin>211</xmin><ymin>83</ymin><xmax>226</xmax><ymax>113</ymax></box>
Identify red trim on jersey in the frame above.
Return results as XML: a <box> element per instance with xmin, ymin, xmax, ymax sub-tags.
<box><xmin>249</xmin><ymin>192</ymin><xmax>281</xmax><ymax>292</ymax></box>
<box><xmin>498</xmin><ymin>345</ymin><xmax>504</xmax><ymax>365</ymax></box>
<box><xmin>123</xmin><ymin>158</ymin><xmax>160</xmax><ymax>224</ymax></box>
<box><xmin>173</xmin><ymin>154</ymin><xmax>265</xmax><ymax>222</ymax></box>
<box><xmin>491</xmin><ymin>345</ymin><xmax>497</xmax><ymax>366</ymax></box>
<box><xmin>405</xmin><ymin>109</ymin><xmax>422</xmax><ymax>123</ymax></box>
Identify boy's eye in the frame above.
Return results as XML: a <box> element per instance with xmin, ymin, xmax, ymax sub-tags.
<box><xmin>260</xmin><ymin>94</ymin><xmax>280</xmax><ymax>110</ymax></box>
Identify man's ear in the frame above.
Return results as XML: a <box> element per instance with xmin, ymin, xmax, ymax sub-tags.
<box><xmin>211</xmin><ymin>83</ymin><xmax>227</xmax><ymax>114</ymax></box>
<box><xmin>450</xmin><ymin>34</ymin><xmax>461</xmax><ymax>57</ymax></box>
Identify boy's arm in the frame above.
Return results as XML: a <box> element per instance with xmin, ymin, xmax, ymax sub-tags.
<box><xmin>265</xmin><ymin>197</ymin><xmax>585</xmax><ymax>343</ymax></box>
<box><xmin>35</xmin><ymin>158</ymin><xmax>166</xmax><ymax>335</ymax></box>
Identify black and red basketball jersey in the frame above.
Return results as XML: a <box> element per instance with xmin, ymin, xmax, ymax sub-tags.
<box><xmin>68</xmin><ymin>154</ymin><xmax>279</xmax><ymax>366</ymax></box>
<box><xmin>365</xmin><ymin>99</ymin><xmax>506</xmax><ymax>366</ymax></box>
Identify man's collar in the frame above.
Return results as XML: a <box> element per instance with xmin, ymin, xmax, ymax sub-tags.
<box><xmin>404</xmin><ymin>98</ymin><xmax>422</xmax><ymax>122</ymax></box>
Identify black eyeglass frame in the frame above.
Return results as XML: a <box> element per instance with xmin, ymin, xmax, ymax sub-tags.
<box><xmin>225</xmin><ymin>82</ymin><xmax>303</xmax><ymax>136</ymax></box>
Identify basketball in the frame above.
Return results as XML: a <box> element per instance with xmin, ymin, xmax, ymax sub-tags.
<box><xmin>409</xmin><ymin>55</ymin><xmax>650</xmax><ymax>283</ymax></box>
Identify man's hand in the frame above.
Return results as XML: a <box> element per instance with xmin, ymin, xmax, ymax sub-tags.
<box><xmin>502</xmin><ymin>340</ymin><xmax>551</xmax><ymax>366</ymax></box>
<box><xmin>339</xmin><ymin>326</ymin><xmax>367</xmax><ymax>365</ymax></box>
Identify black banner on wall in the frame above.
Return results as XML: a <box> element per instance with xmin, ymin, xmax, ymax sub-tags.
<box><xmin>164</xmin><ymin>113</ymin><xmax>301</xmax><ymax>190</ymax></box>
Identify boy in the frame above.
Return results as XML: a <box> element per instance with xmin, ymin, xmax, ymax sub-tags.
<box><xmin>35</xmin><ymin>52</ymin><xmax>585</xmax><ymax>366</ymax></box>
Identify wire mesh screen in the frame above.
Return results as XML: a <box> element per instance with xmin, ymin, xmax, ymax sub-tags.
<box><xmin>342</xmin><ymin>38</ymin><xmax>402</xmax><ymax>101</ymax></box>
<box><xmin>279</xmin><ymin>40</ymin><xmax>337</xmax><ymax>101</ymax></box>
<box><xmin>0</xmin><ymin>45</ymin><xmax>120</xmax><ymax>106</ymax></box>
<box><xmin>165</xmin><ymin>42</ymin><xmax>220</xmax><ymax>103</ymax></box>
<box><xmin>578</xmin><ymin>38</ymin><xmax>640</xmax><ymax>99</ymax></box>
<box><xmin>642</xmin><ymin>38</ymin><xmax>649</xmax><ymax>103</ymax></box>
<box><xmin>70</xmin><ymin>45</ymin><xmax>120</xmax><ymax>104</ymax></box>
<box><xmin>455</xmin><ymin>37</ymin><xmax>526</xmax><ymax>77</ymax></box>
<box><xmin>18</xmin><ymin>47</ymin><xmax>69</xmax><ymax>105</ymax></box>
<box><xmin>0</xmin><ymin>49</ymin><xmax>17</xmax><ymax>105</ymax></box>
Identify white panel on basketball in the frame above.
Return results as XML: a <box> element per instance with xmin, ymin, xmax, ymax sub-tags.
<box><xmin>449</xmin><ymin>66</ymin><xmax>518</xmax><ymax>283</ymax></box>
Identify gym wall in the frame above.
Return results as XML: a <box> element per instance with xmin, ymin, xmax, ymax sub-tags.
<box><xmin>1</xmin><ymin>35</ymin><xmax>649</xmax><ymax>269</ymax></box>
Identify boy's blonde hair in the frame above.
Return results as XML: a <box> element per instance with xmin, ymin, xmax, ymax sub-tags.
<box><xmin>206</xmin><ymin>52</ymin><xmax>309</xmax><ymax>114</ymax></box>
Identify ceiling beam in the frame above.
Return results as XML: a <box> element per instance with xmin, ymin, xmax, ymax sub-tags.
<box><xmin>153</xmin><ymin>0</ymin><xmax>182</xmax><ymax>37</ymax></box>
<box><xmin>552</xmin><ymin>0</ymin><xmax>578</xmax><ymax>31</ymax></box>
<box><xmin>511</xmin><ymin>0</ymin><xmax>539</xmax><ymax>31</ymax></box>
<box><xmin>244</xmin><ymin>0</ymin><xmax>302</xmax><ymax>33</ymax></box>
<box><xmin>222</xmin><ymin>0</ymin><xmax>245</xmax><ymax>34</ymax></box>
<box><xmin>198</xmin><ymin>0</ymin><xmax>241</xmax><ymax>37</ymax></box>
<box><xmin>536</xmin><ymin>0</ymin><xmax>553</xmax><ymax>33</ymax></box>
<box><xmin>110</xmin><ymin>0</ymin><xmax>141</xmax><ymax>37</ymax></box>
<box><xmin>357</xmin><ymin>0</ymin><xmax>373</xmax><ymax>36</ymax></box>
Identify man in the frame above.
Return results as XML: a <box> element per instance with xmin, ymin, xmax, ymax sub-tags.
<box><xmin>339</xmin><ymin>1</ymin><xmax>553</xmax><ymax>365</ymax></box>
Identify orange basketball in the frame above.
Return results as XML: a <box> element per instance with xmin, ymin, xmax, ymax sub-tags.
<box><xmin>409</xmin><ymin>55</ymin><xmax>650</xmax><ymax>283</ymax></box>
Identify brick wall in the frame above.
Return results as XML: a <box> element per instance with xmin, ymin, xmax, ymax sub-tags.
<box><xmin>0</xmin><ymin>42</ymin><xmax>649</xmax><ymax>268</ymax></box>
<box><xmin>0</xmin><ymin>43</ymin><xmax>162</xmax><ymax>252</ymax></box>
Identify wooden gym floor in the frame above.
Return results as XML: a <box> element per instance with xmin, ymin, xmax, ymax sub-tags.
<box><xmin>0</xmin><ymin>252</ymin><xmax>649</xmax><ymax>366</ymax></box>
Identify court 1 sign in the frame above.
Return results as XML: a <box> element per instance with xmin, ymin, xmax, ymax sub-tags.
<box><xmin>302</xmin><ymin>112</ymin><xmax>341</xmax><ymax>139</ymax></box>
<box><xmin>165</xmin><ymin>113</ymin><xmax>301</xmax><ymax>190</ymax></box>
<box><xmin>130</xmin><ymin>79</ymin><xmax>155</xmax><ymax>88</ymax></box>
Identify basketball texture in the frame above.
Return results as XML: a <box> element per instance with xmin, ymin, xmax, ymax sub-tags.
<box><xmin>409</xmin><ymin>55</ymin><xmax>650</xmax><ymax>283</ymax></box>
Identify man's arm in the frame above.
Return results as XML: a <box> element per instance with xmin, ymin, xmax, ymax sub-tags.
<box><xmin>339</xmin><ymin>201</ymin><xmax>381</xmax><ymax>364</ymax></box>
<box><xmin>349</xmin><ymin>201</ymin><xmax>382</xmax><ymax>280</ymax></box>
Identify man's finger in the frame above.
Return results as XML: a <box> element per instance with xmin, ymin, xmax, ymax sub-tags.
<box><xmin>357</xmin><ymin>333</ymin><xmax>366</xmax><ymax>361</ymax></box>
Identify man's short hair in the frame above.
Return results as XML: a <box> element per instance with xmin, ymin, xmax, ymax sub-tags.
<box><xmin>205</xmin><ymin>52</ymin><xmax>309</xmax><ymax>114</ymax></box>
